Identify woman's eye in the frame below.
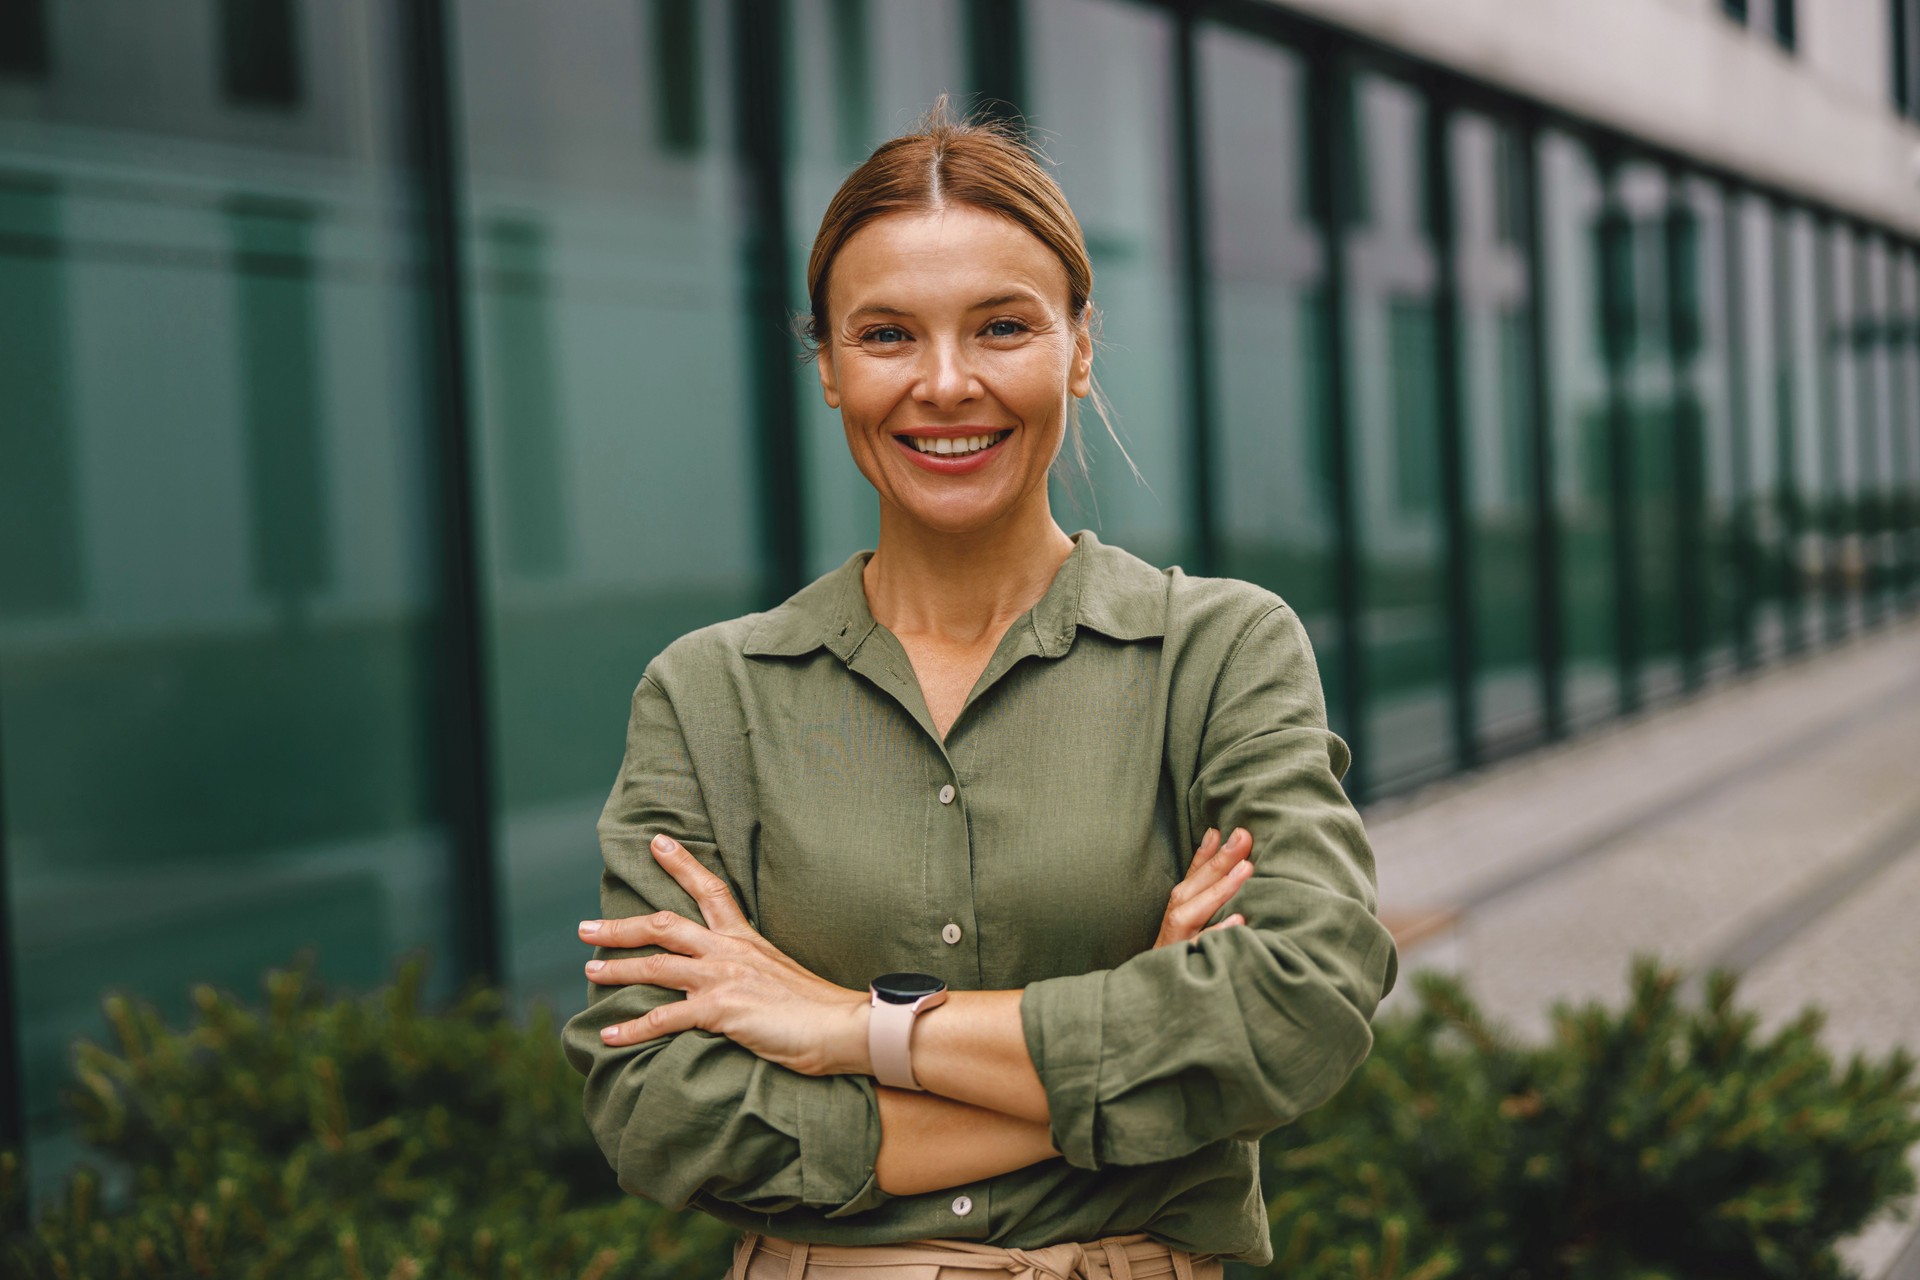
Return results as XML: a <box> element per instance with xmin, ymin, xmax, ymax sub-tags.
<box><xmin>985</xmin><ymin>319</ymin><xmax>1027</xmax><ymax>338</ymax></box>
<box><xmin>864</xmin><ymin>326</ymin><xmax>909</xmax><ymax>344</ymax></box>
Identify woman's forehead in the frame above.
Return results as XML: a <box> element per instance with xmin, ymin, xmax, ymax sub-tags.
<box><xmin>830</xmin><ymin>207</ymin><xmax>1070</xmax><ymax>314</ymax></box>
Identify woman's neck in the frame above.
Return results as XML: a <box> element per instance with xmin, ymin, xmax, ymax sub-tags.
<box><xmin>862</xmin><ymin>502</ymin><xmax>1077</xmax><ymax>648</ymax></box>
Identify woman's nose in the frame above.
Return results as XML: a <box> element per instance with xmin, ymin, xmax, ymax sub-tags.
<box><xmin>913</xmin><ymin>338</ymin><xmax>981</xmax><ymax>407</ymax></box>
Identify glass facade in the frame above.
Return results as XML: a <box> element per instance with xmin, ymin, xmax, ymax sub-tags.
<box><xmin>0</xmin><ymin>0</ymin><xmax>461</xmax><ymax>1190</ymax></box>
<box><xmin>2</xmin><ymin>0</ymin><xmax>1917</xmax><ymax>1203</ymax></box>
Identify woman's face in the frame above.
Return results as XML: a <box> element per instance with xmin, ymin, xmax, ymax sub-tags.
<box><xmin>817</xmin><ymin>205</ymin><xmax>1093</xmax><ymax>537</ymax></box>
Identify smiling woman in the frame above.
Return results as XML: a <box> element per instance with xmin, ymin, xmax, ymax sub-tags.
<box><xmin>559</xmin><ymin>100</ymin><xmax>1397</xmax><ymax>1279</ymax></box>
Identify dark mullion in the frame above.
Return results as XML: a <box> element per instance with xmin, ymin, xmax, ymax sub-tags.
<box><xmin>734</xmin><ymin>0</ymin><xmax>806</xmax><ymax>606</ymax></box>
<box><xmin>1813</xmin><ymin>216</ymin><xmax>1846</xmax><ymax>642</ymax></box>
<box><xmin>403</xmin><ymin>0</ymin><xmax>503</xmax><ymax>989</ymax></box>
<box><xmin>1519</xmin><ymin>109</ymin><xmax>1565</xmax><ymax>742</ymax></box>
<box><xmin>1425</xmin><ymin>82</ymin><xmax>1475</xmax><ymax>771</ymax></box>
<box><xmin>1666</xmin><ymin>167</ymin><xmax>1706</xmax><ymax>690</ymax></box>
<box><xmin>1902</xmin><ymin>246</ymin><xmax>1920</xmax><ymax>609</ymax></box>
<box><xmin>1306</xmin><ymin>39</ymin><xmax>1366</xmax><ymax>802</ymax></box>
<box><xmin>1721</xmin><ymin>185</ymin><xmax>1758</xmax><ymax>672</ymax></box>
<box><xmin>1769</xmin><ymin>205</ymin><xmax>1806</xmax><ymax>656</ymax></box>
<box><xmin>1595</xmin><ymin>144</ymin><xmax>1641</xmax><ymax>716</ymax></box>
<box><xmin>966</xmin><ymin>0</ymin><xmax>1028</xmax><ymax>125</ymax></box>
<box><xmin>1172</xmin><ymin>5</ymin><xmax>1218</xmax><ymax>578</ymax></box>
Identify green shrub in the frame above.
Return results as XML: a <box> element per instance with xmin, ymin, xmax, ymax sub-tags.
<box><xmin>0</xmin><ymin>950</ymin><xmax>730</xmax><ymax>1279</ymax></box>
<box><xmin>2</xmin><ymin>953</ymin><xmax>1915</xmax><ymax>1279</ymax></box>
<box><xmin>1251</xmin><ymin>958</ymin><xmax>1920</xmax><ymax>1280</ymax></box>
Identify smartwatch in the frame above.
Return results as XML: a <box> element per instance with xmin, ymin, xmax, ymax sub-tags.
<box><xmin>867</xmin><ymin>971</ymin><xmax>949</xmax><ymax>1090</ymax></box>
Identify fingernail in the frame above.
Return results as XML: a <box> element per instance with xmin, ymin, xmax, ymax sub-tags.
<box><xmin>600</xmin><ymin>1026</ymin><xmax>619</xmax><ymax>1041</ymax></box>
<box><xmin>652</xmin><ymin>833</ymin><xmax>676</xmax><ymax>854</ymax></box>
<box><xmin>578</xmin><ymin>920</ymin><xmax>600</xmax><ymax>936</ymax></box>
<box><xmin>586</xmin><ymin>960</ymin><xmax>605</xmax><ymax>973</ymax></box>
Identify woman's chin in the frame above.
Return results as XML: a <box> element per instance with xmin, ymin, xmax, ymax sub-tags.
<box><xmin>887</xmin><ymin>490</ymin><xmax>1026</xmax><ymax>538</ymax></box>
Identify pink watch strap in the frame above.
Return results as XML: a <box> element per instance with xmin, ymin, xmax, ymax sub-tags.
<box><xmin>868</xmin><ymin>996</ymin><xmax>922</xmax><ymax>1089</ymax></box>
<box><xmin>868</xmin><ymin>987</ymin><xmax>947</xmax><ymax>1090</ymax></box>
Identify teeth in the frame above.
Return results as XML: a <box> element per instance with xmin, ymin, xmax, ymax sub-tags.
<box><xmin>908</xmin><ymin>431</ymin><xmax>1006</xmax><ymax>456</ymax></box>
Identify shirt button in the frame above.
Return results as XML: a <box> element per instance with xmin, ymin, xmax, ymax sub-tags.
<box><xmin>942</xmin><ymin>923</ymin><xmax>962</xmax><ymax>945</ymax></box>
<box><xmin>938</xmin><ymin>783</ymin><xmax>956</xmax><ymax>805</ymax></box>
<box><xmin>951</xmin><ymin>1194</ymin><xmax>973</xmax><ymax>1216</ymax></box>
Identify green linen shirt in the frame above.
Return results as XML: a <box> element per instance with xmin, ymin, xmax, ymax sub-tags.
<box><xmin>559</xmin><ymin>528</ymin><xmax>1398</xmax><ymax>1267</ymax></box>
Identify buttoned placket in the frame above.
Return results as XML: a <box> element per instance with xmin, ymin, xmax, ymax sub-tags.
<box><xmin>825</xmin><ymin>551</ymin><xmax>1085</xmax><ymax>1239</ymax></box>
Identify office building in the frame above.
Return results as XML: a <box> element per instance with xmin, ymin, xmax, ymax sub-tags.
<box><xmin>1</xmin><ymin>0</ymin><xmax>1916</xmax><ymax>1201</ymax></box>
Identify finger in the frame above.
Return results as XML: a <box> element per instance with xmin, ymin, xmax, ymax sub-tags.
<box><xmin>1172</xmin><ymin>826</ymin><xmax>1248</xmax><ymax>904</ymax></box>
<box><xmin>1170</xmin><ymin>828</ymin><xmax>1225</xmax><ymax>905</ymax></box>
<box><xmin>1202</xmin><ymin>914</ymin><xmax>1246</xmax><ymax>932</ymax></box>
<box><xmin>581</xmin><ymin>909</ymin><xmax>715</xmax><ymax>955</ymax></box>
<box><xmin>586</xmin><ymin>952</ymin><xmax>699</xmax><ymax>990</ymax></box>
<box><xmin>598</xmin><ymin>997</ymin><xmax>700</xmax><ymax>1046</ymax></box>
<box><xmin>1170</xmin><ymin>860</ymin><xmax>1253</xmax><ymax>932</ymax></box>
<box><xmin>649</xmin><ymin>834</ymin><xmax>755</xmax><ymax>935</ymax></box>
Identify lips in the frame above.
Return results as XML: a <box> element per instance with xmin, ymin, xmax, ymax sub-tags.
<box><xmin>897</xmin><ymin>429</ymin><xmax>1012</xmax><ymax>457</ymax></box>
<box><xmin>891</xmin><ymin>428</ymin><xmax>1014</xmax><ymax>474</ymax></box>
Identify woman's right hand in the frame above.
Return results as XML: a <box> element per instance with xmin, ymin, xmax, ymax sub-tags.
<box><xmin>1152</xmin><ymin>826</ymin><xmax>1254</xmax><ymax>949</ymax></box>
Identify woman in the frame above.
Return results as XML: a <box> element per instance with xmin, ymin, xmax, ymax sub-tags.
<box><xmin>560</xmin><ymin>104</ymin><xmax>1398</xmax><ymax>1280</ymax></box>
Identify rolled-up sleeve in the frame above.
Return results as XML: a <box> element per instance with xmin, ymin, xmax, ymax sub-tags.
<box><xmin>1020</xmin><ymin>603</ymin><xmax>1399</xmax><ymax>1170</ymax></box>
<box><xmin>559</xmin><ymin>674</ymin><xmax>892</xmax><ymax>1218</ymax></box>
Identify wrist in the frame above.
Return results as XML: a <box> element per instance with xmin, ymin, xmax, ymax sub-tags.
<box><xmin>821</xmin><ymin>990</ymin><xmax>873</xmax><ymax>1077</ymax></box>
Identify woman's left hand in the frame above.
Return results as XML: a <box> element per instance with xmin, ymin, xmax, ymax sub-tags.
<box><xmin>579</xmin><ymin>833</ymin><xmax>866</xmax><ymax>1077</ymax></box>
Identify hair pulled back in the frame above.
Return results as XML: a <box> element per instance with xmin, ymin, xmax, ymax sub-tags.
<box><xmin>801</xmin><ymin>96</ymin><xmax>1137</xmax><ymax>493</ymax></box>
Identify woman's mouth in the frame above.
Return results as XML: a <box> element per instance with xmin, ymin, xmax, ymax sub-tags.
<box><xmin>898</xmin><ymin>430</ymin><xmax>1011</xmax><ymax>457</ymax></box>
<box><xmin>892</xmin><ymin>429</ymin><xmax>1013</xmax><ymax>473</ymax></box>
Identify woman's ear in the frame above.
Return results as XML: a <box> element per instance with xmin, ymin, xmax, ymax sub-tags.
<box><xmin>817</xmin><ymin>341</ymin><xmax>842</xmax><ymax>409</ymax></box>
<box><xmin>1069</xmin><ymin>306</ymin><xmax>1094</xmax><ymax>400</ymax></box>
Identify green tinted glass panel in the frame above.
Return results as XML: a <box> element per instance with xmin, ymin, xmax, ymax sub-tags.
<box><xmin>1453</xmin><ymin>111</ymin><xmax>1543</xmax><ymax>752</ymax></box>
<box><xmin>453</xmin><ymin>3</ymin><xmax>760</xmax><ymax>1009</ymax></box>
<box><xmin>1781</xmin><ymin>211</ymin><xmax>1827</xmax><ymax>646</ymax></box>
<box><xmin>1826</xmin><ymin>230</ymin><xmax>1865</xmax><ymax>636</ymax></box>
<box><xmin>0</xmin><ymin>0</ymin><xmax>456</xmax><ymax>1196</ymax></box>
<box><xmin>1027</xmin><ymin>0</ymin><xmax>1189</xmax><ymax>570</ymax></box>
<box><xmin>1195</xmin><ymin>26</ymin><xmax>1345</xmax><ymax>732</ymax></box>
<box><xmin>1613</xmin><ymin>161</ymin><xmax>1682</xmax><ymax>705</ymax></box>
<box><xmin>1674</xmin><ymin>178</ymin><xmax>1743</xmax><ymax>679</ymax></box>
<box><xmin>1539</xmin><ymin>131</ymin><xmax>1618</xmax><ymax>729</ymax></box>
<box><xmin>1861</xmin><ymin>238</ymin><xmax>1897</xmax><ymax>615</ymax></box>
<box><xmin>1347</xmin><ymin>70</ymin><xmax>1451</xmax><ymax>791</ymax></box>
<box><xmin>1732</xmin><ymin>195</ymin><xmax>1789</xmax><ymax>660</ymax></box>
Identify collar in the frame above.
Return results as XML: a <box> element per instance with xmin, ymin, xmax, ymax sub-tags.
<box><xmin>739</xmin><ymin>528</ymin><xmax>1169</xmax><ymax>662</ymax></box>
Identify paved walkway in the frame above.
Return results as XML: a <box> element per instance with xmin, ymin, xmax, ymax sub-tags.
<box><xmin>1364</xmin><ymin>612</ymin><xmax>1920</xmax><ymax>1280</ymax></box>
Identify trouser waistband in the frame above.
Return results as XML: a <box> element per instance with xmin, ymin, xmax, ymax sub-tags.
<box><xmin>730</xmin><ymin>1229</ymin><xmax>1204</xmax><ymax>1280</ymax></box>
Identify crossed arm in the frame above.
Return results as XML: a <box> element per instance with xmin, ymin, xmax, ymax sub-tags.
<box><xmin>577</xmin><ymin>825</ymin><xmax>1255</xmax><ymax>1197</ymax></box>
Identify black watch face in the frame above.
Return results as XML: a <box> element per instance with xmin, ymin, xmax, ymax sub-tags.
<box><xmin>872</xmin><ymin>971</ymin><xmax>946</xmax><ymax>1004</ymax></box>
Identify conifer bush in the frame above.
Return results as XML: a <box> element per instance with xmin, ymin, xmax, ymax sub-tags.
<box><xmin>1</xmin><ymin>952</ymin><xmax>1915</xmax><ymax>1279</ymax></box>
<box><xmin>1251</xmin><ymin>958</ymin><xmax>1920</xmax><ymax>1280</ymax></box>
<box><xmin>0</xmin><ymin>951</ymin><xmax>733</xmax><ymax>1279</ymax></box>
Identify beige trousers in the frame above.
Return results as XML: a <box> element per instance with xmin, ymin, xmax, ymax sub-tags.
<box><xmin>728</xmin><ymin>1229</ymin><xmax>1226</xmax><ymax>1280</ymax></box>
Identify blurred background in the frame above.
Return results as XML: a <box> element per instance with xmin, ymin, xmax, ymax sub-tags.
<box><xmin>2</xmin><ymin>0</ymin><xmax>1918</xmax><ymax>1259</ymax></box>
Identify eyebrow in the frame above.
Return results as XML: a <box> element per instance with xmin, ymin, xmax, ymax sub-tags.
<box><xmin>845</xmin><ymin>291</ymin><xmax>1045</xmax><ymax>321</ymax></box>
